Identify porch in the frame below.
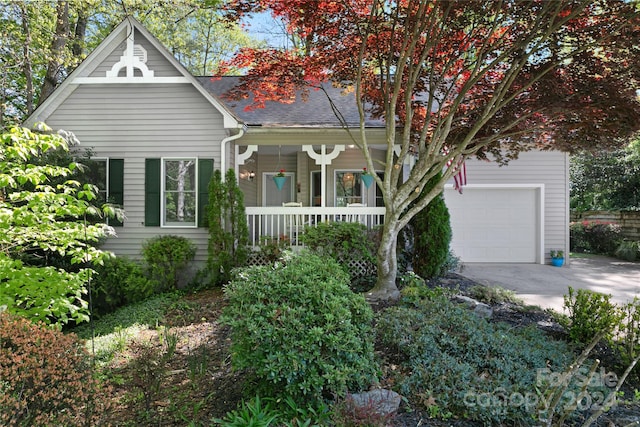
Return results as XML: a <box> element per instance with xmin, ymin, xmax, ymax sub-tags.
<box><xmin>245</xmin><ymin>206</ymin><xmax>386</xmax><ymax>247</ymax></box>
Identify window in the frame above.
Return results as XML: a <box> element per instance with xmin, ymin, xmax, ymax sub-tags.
<box><xmin>84</xmin><ymin>158</ymin><xmax>124</xmax><ymax>226</ymax></box>
<box><xmin>85</xmin><ymin>158</ymin><xmax>108</xmax><ymax>204</ymax></box>
<box><xmin>162</xmin><ymin>158</ymin><xmax>197</xmax><ymax>227</ymax></box>
<box><xmin>144</xmin><ymin>158</ymin><xmax>213</xmax><ymax>228</ymax></box>
<box><xmin>335</xmin><ymin>171</ymin><xmax>363</xmax><ymax>206</ymax></box>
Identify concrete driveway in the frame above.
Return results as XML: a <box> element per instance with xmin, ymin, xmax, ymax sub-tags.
<box><xmin>458</xmin><ymin>255</ymin><xmax>640</xmax><ymax>313</ymax></box>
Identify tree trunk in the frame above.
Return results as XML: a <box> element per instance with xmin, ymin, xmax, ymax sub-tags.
<box><xmin>366</xmin><ymin>220</ymin><xmax>401</xmax><ymax>302</ymax></box>
<box><xmin>38</xmin><ymin>1</ymin><xmax>69</xmax><ymax>105</ymax></box>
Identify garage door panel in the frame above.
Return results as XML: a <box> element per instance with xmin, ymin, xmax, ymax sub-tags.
<box><xmin>445</xmin><ymin>187</ymin><xmax>539</xmax><ymax>263</ymax></box>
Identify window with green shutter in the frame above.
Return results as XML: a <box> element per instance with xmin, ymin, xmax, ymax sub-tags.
<box><xmin>145</xmin><ymin>158</ymin><xmax>214</xmax><ymax>228</ymax></box>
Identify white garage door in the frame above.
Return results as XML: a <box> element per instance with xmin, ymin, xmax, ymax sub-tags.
<box><xmin>444</xmin><ymin>187</ymin><xmax>539</xmax><ymax>263</ymax></box>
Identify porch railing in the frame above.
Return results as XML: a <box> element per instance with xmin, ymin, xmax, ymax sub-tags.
<box><xmin>245</xmin><ymin>206</ymin><xmax>386</xmax><ymax>247</ymax></box>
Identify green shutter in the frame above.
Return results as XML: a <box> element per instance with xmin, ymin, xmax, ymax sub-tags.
<box><xmin>198</xmin><ymin>159</ymin><xmax>214</xmax><ymax>227</ymax></box>
<box><xmin>145</xmin><ymin>158</ymin><xmax>161</xmax><ymax>227</ymax></box>
<box><xmin>108</xmin><ymin>159</ymin><xmax>124</xmax><ymax>226</ymax></box>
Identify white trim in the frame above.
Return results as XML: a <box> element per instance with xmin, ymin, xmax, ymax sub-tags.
<box><xmin>444</xmin><ymin>183</ymin><xmax>545</xmax><ymax>264</ymax></box>
<box><xmin>72</xmin><ymin>77</ymin><xmax>189</xmax><ymax>84</ymax></box>
<box><xmin>160</xmin><ymin>157</ymin><xmax>198</xmax><ymax>228</ymax></box>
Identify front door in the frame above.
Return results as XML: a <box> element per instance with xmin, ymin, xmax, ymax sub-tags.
<box><xmin>263</xmin><ymin>172</ymin><xmax>296</xmax><ymax>206</ymax></box>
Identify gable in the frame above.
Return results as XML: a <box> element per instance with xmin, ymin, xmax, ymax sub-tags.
<box><xmin>26</xmin><ymin>17</ymin><xmax>239</xmax><ymax>129</ymax></box>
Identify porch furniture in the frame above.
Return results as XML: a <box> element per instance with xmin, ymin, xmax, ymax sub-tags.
<box><xmin>283</xmin><ymin>202</ymin><xmax>304</xmax><ymax>243</ymax></box>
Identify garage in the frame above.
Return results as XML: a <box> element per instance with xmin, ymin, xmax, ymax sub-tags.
<box><xmin>444</xmin><ymin>185</ymin><xmax>543</xmax><ymax>263</ymax></box>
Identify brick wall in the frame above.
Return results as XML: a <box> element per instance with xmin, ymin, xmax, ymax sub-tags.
<box><xmin>570</xmin><ymin>210</ymin><xmax>640</xmax><ymax>240</ymax></box>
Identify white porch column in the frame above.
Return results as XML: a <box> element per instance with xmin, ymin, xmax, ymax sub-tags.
<box><xmin>302</xmin><ymin>144</ymin><xmax>345</xmax><ymax>207</ymax></box>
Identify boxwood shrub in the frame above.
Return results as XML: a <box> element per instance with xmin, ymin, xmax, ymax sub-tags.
<box><xmin>221</xmin><ymin>252</ymin><xmax>378</xmax><ymax>404</ymax></box>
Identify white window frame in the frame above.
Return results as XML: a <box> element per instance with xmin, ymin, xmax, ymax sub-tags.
<box><xmin>334</xmin><ymin>169</ymin><xmax>365</xmax><ymax>207</ymax></box>
<box><xmin>161</xmin><ymin>157</ymin><xmax>198</xmax><ymax>228</ymax></box>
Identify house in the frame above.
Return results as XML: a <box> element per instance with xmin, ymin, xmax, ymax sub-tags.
<box><xmin>25</xmin><ymin>17</ymin><xmax>569</xmax><ymax>265</ymax></box>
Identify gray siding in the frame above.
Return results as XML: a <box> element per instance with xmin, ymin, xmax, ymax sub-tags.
<box><xmin>450</xmin><ymin>150</ymin><xmax>569</xmax><ymax>261</ymax></box>
<box><xmin>43</xmin><ymin>83</ymin><xmax>226</xmax><ymax>262</ymax></box>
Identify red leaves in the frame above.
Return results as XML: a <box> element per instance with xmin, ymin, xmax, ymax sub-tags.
<box><xmin>220</xmin><ymin>0</ymin><xmax>640</xmax><ymax>158</ymax></box>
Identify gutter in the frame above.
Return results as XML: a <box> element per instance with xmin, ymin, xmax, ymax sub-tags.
<box><xmin>220</xmin><ymin>124</ymin><xmax>247</xmax><ymax>181</ymax></box>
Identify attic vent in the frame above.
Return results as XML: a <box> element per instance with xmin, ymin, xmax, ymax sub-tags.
<box><xmin>133</xmin><ymin>44</ymin><xmax>147</xmax><ymax>63</ymax></box>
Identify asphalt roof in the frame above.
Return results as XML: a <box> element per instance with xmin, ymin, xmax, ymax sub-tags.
<box><xmin>196</xmin><ymin>76</ymin><xmax>385</xmax><ymax>128</ymax></box>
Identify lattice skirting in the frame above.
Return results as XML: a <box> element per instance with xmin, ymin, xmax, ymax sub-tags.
<box><xmin>246</xmin><ymin>251</ymin><xmax>376</xmax><ymax>278</ymax></box>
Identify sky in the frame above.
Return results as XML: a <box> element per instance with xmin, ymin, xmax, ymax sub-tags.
<box><xmin>242</xmin><ymin>11</ymin><xmax>290</xmax><ymax>49</ymax></box>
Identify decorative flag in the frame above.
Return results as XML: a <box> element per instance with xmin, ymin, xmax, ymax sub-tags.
<box><xmin>453</xmin><ymin>160</ymin><xmax>467</xmax><ymax>194</ymax></box>
<box><xmin>445</xmin><ymin>148</ymin><xmax>467</xmax><ymax>194</ymax></box>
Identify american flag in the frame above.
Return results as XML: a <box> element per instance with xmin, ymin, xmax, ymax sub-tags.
<box><xmin>453</xmin><ymin>160</ymin><xmax>467</xmax><ymax>193</ymax></box>
<box><xmin>445</xmin><ymin>149</ymin><xmax>467</xmax><ymax>194</ymax></box>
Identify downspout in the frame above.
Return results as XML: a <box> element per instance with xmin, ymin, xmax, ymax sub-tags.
<box><xmin>220</xmin><ymin>125</ymin><xmax>247</xmax><ymax>181</ymax></box>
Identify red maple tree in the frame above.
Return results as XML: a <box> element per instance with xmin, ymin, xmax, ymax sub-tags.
<box><xmin>221</xmin><ymin>0</ymin><xmax>640</xmax><ymax>300</ymax></box>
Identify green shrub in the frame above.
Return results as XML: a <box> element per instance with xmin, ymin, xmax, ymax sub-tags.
<box><xmin>300</xmin><ymin>221</ymin><xmax>377</xmax><ymax>282</ymax></box>
<box><xmin>561</xmin><ymin>286</ymin><xmax>625</xmax><ymax>344</ymax></box>
<box><xmin>0</xmin><ymin>312</ymin><xmax>109</xmax><ymax>426</ymax></box>
<box><xmin>615</xmin><ymin>240</ymin><xmax>640</xmax><ymax>261</ymax></box>
<box><xmin>221</xmin><ymin>252</ymin><xmax>378</xmax><ymax>404</ymax></box>
<box><xmin>410</xmin><ymin>173</ymin><xmax>452</xmax><ymax>279</ymax></box>
<box><xmin>90</xmin><ymin>256</ymin><xmax>158</xmax><ymax>317</ymax></box>
<box><xmin>141</xmin><ymin>235</ymin><xmax>196</xmax><ymax>291</ymax></box>
<box><xmin>376</xmin><ymin>293</ymin><xmax>574</xmax><ymax>425</ymax></box>
<box><xmin>570</xmin><ymin>220</ymin><xmax>622</xmax><ymax>255</ymax></box>
<box><xmin>207</xmin><ymin>169</ymin><xmax>250</xmax><ymax>286</ymax></box>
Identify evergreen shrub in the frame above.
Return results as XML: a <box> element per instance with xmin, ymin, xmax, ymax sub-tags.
<box><xmin>141</xmin><ymin>235</ymin><xmax>196</xmax><ymax>291</ymax></box>
<box><xmin>376</xmin><ymin>290</ymin><xmax>574</xmax><ymax>425</ymax></box>
<box><xmin>408</xmin><ymin>172</ymin><xmax>452</xmax><ymax>279</ymax></box>
<box><xmin>90</xmin><ymin>256</ymin><xmax>157</xmax><ymax>317</ymax></box>
<box><xmin>221</xmin><ymin>252</ymin><xmax>378</xmax><ymax>404</ymax></box>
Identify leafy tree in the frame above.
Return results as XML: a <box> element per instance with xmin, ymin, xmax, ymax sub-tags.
<box><xmin>207</xmin><ymin>169</ymin><xmax>249</xmax><ymax>285</ymax></box>
<box><xmin>0</xmin><ymin>125</ymin><xmax>114</xmax><ymax>327</ymax></box>
<box><xmin>0</xmin><ymin>0</ymin><xmax>261</xmax><ymax>127</ymax></box>
<box><xmin>571</xmin><ymin>141</ymin><xmax>640</xmax><ymax>211</ymax></box>
<box><xmin>222</xmin><ymin>0</ymin><xmax>640</xmax><ymax>300</ymax></box>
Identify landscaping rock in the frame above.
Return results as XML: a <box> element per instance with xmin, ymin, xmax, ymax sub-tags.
<box><xmin>348</xmin><ymin>389</ymin><xmax>403</xmax><ymax>417</ymax></box>
<box><xmin>452</xmin><ymin>295</ymin><xmax>493</xmax><ymax>318</ymax></box>
<box><xmin>474</xmin><ymin>302</ymin><xmax>493</xmax><ymax>318</ymax></box>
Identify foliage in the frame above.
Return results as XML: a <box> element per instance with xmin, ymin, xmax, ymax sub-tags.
<box><xmin>142</xmin><ymin>235</ymin><xmax>196</xmax><ymax>291</ymax></box>
<box><xmin>560</xmin><ymin>286</ymin><xmax>625</xmax><ymax>344</ymax></box>
<box><xmin>409</xmin><ymin>172</ymin><xmax>452</xmax><ymax>279</ymax></box>
<box><xmin>617</xmin><ymin>298</ymin><xmax>640</xmax><ymax>382</ymax></box>
<box><xmin>213</xmin><ymin>396</ymin><xmax>280</xmax><ymax>427</ymax></box>
<box><xmin>90</xmin><ymin>256</ymin><xmax>158</xmax><ymax>318</ymax></box>
<box><xmin>70</xmin><ymin>292</ymin><xmax>181</xmax><ymax>364</ymax></box>
<box><xmin>468</xmin><ymin>285</ymin><xmax>523</xmax><ymax>305</ymax></box>
<box><xmin>207</xmin><ymin>169</ymin><xmax>250</xmax><ymax>285</ymax></box>
<box><xmin>299</xmin><ymin>221</ymin><xmax>377</xmax><ymax>279</ymax></box>
<box><xmin>570</xmin><ymin>145</ymin><xmax>640</xmax><ymax>211</ymax></box>
<box><xmin>0</xmin><ymin>312</ymin><xmax>109</xmax><ymax>426</ymax></box>
<box><xmin>376</xmin><ymin>290</ymin><xmax>574</xmax><ymax>425</ymax></box>
<box><xmin>222</xmin><ymin>0</ymin><xmax>640</xmax><ymax>297</ymax></box>
<box><xmin>0</xmin><ymin>126</ymin><xmax>114</xmax><ymax>327</ymax></box>
<box><xmin>257</xmin><ymin>235</ymin><xmax>291</xmax><ymax>263</ymax></box>
<box><xmin>221</xmin><ymin>252</ymin><xmax>378</xmax><ymax>404</ymax></box>
<box><xmin>615</xmin><ymin>240</ymin><xmax>640</xmax><ymax>261</ymax></box>
<box><xmin>127</xmin><ymin>331</ymin><xmax>178</xmax><ymax>418</ymax></box>
<box><xmin>570</xmin><ymin>220</ymin><xmax>622</xmax><ymax>255</ymax></box>
<box><xmin>0</xmin><ymin>0</ymin><xmax>262</xmax><ymax>127</ymax></box>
